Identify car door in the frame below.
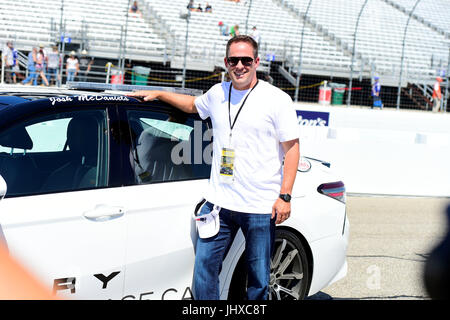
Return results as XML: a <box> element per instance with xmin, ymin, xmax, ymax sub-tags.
<box><xmin>117</xmin><ymin>105</ymin><xmax>212</xmax><ymax>300</ymax></box>
<box><xmin>0</xmin><ymin>106</ymin><xmax>127</xmax><ymax>299</ymax></box>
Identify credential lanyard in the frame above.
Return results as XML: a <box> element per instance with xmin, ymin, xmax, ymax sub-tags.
<box><xmin>228</xmin><ymin>80</ymin><xmax>259</xmax><ymax>139</ymax></box>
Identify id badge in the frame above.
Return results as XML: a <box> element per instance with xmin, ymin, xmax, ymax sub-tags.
<box><xmin>219</xmin><ymin>147</ymin><xmax>235</xmax><ymax>184</ymax></box>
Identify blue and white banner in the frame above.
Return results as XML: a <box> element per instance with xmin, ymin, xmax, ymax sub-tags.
<box><xmin>296</xmin><ymin>110</ymin><xmax>330</xmax><ymax>126</ymax></box>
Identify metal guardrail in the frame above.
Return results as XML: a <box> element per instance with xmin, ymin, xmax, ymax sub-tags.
<box><xmin>1</xmin><ymin>57</ymin><xmax>217</xmax><ymax>90</ymax></box>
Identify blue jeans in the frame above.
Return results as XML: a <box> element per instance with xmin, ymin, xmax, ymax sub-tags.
<box><xmin>67</xmin><ymin>70</ymin><xmax>76</xmax><ymax>83</ymax></box>
<box><xmin>47</xmin><ymin>68</ymin><xmax>59</xmax><ymax>85</ymax></box>
<box><xmin>22</xmin><ymin>65</ymin><xmax>38</xmax><ymax>85</ymax></box>
<box><xmin>193</xmin><ymin>201</ymin><xmax>275</xmax><ymax>300</ymax></box>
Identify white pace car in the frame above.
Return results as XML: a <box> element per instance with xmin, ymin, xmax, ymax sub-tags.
<box><xmin>0</xmin><ymin>84</ymin><xmax>349</xmax><ymax>300</ymax></box>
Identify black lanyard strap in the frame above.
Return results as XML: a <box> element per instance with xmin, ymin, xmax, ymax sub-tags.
<box><xmin>228</xmin><ymin>80</ymin><xmax>259</xmax><ymax>134</ymax></box>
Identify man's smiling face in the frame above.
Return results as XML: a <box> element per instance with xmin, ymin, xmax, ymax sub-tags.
<box><xmin>225</xmin><ymin>41</ymin><xmax>260</xmax><ymax>90</ymax></box>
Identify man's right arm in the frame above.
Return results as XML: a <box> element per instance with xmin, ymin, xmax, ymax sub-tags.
<box><xmin>127</xmin><ymin>90</ymin><xmax>198</xmax><ymax>114</ymax></box>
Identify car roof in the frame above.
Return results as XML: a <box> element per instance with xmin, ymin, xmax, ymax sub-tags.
<box><xmin>0</xmin><ymin>82</ymin><xmax>203</xmax><ymax>128</ymax></box>
<box><xmin>0</xmin><ymin>82</ymin><xmax>203</xmax><ymax>104</ymax></box>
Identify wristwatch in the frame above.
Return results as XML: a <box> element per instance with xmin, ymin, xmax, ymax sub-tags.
<box><xmin>279</xmin><ymin>193</ymin><xmax>292</xmax><ymax>203</ymax></box>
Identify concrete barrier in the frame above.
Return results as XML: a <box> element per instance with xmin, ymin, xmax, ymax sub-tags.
<box><xmin>295</xmin><ymin>103</ymin><xmax>450</xmax><ymax>197</ymax></box>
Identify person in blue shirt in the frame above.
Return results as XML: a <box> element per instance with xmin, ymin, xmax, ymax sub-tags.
<box><xmin>371</xmin><ymin>76</ymin><xmax>382</xmax><ymax>109</ymax></box>
<box><xmin>21</xmin><ymin>47</ymin><xmax>38</xmax><ymax>86</ymax></box>
<box><xmin>218</xmin><ymin>21</ymin><xmax>229</xmax><ymax>36</ymax></box>
<box><xmin>10</xmin><ymin>47</ymin><xmax>21</xmax><ymax>83</ymax></box>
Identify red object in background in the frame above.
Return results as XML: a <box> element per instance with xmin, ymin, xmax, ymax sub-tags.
<box><xmin>111</xmin><ymin>74</ymin><xmax>124</xmax><ymax>84</ymax></box>
<box><xmin>318</xmin><ymin>86</ymin><xmax>332</xmax><ymax>104</ymax></box>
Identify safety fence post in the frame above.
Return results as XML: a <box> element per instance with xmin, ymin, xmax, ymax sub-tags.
<box><xmin>396</xmin><ymin>0</ymin><xmax>422</xmax><ymax>110</ymax></box>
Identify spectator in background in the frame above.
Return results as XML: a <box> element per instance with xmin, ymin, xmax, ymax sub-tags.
<box><xmin>187</xmin><ymin>0</ymin><xmax>195</xmax><ymax>11</ymax></box>
<box><xmin>371</xmin><ymin>76</ymin><xmax>382</xmax><ymax>109</ymax></box>
<box><xmin>38</xmin><ymin>44</ymin><xmax>48</xmax><ymax>82</ymax></box>
<box><xmin>66</xmin><ymin>51</ymin><xmax>79</xmax><ymax>83</ymax></box>
<box><xmin>46</xmin><ymin>45</ymin><xmax>61</xmax><ymax>86</ymax></box>
<box><xmin>250</xmin><ymin>26</ymin><xmax>261</xmax><ymax>46</ymax></box>
<box><xmin>218</xmin><ymin>21</ymin><xmax>229</xmax><ymax>36</ymax></box>
<box><xmin>129</xmin><ymin>1</ymin><xmax>142</xmax><ymax>17</ymax></box>
<box><xmin>2</xmin><ymin>41</ymin><xmax>14</xmax><ymax>83</ymax></box>
<box><xmin>35</xmin><ymin>47</ymin><xmax>49</xmax><ymax>86</ymax></box>
<box><xmin>78</xmin><ymin>49</ymin><xmax>94</xmax><ymax>82</ymax></box>
<box><xmin>11</xmin><ymin>44</ymin><xmax>22</xmax><ymax>84</ymax></box>
<box><xmin>432</xmin><ymin>76</ymin><xmax>443</xmax><ymax>112</ymax></box>
<box><xmin>196</xmin><ymin>3</ymin><xmax>203</xmax><ymax>12</ymax></box>
<box><xmin>205</xmin><ymin>2</ymin><xmax>212</xmax><ymax>12</ymax></box>
<box><xmin>21</xmin><ymin>47</ymin><xmax>38</xmax><ymax>86</ymax></box>
<box><xmin>230</xmin><ymin>24</ymin><xmax>240</xmax><ymax>37</ymax></box>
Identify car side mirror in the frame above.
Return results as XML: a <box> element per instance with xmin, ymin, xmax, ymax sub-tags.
<box><xmin>0</xmin><ymin>175</ymin><xmax>7</xmax><ymax>200</ymax></box>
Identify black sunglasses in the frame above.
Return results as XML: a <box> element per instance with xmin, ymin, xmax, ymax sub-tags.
<box><xmin>226</xmin><ymin>56</ymin><xmax>254</xmax><ymax>67</ymax></box>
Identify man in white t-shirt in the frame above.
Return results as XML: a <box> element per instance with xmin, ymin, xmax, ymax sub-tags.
<box><xmin>128</xmin><ymin>35</ymin><xmax>300</xmax><ymax>300</ymax></box>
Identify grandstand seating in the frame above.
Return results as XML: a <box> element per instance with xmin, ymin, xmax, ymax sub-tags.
<box><xmin>0</xmin><ymin>0</ymin><xmax>167</xmax><ymax>62</ymax></box>
<box><xmin>283</xmin><ymin>0</ymin><xmax>449</xmax><ymax>84</ymax></box>
<box><xmin>142</xmin><ymin>0</ymin><xmax>449</xmax><ymax>83</ymax></box>
<box><xmin>389</xmin><ymin>0</ymin><xmax>450</xmax><ymax>37</ymax></box>
<box><xmin>143</xmin><ymin>0</ymin><xmax>353</xmax><ymax>74</ymax></box>
<box><xmin>1</xmin><ymin>0</ymin><xmax>449</xmax><ymax>85</ymax></box>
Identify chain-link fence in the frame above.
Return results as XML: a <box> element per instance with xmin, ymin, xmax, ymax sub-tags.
<box><xmin>1</xmin><ymin>0</ymin><xmax>449</xmax><ymax>112</ymax></box>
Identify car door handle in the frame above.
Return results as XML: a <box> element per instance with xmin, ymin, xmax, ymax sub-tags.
<box><xmin>83</xmin><ymin>204</ymin><xmax>125</xmax><ymax>222</ymax></box>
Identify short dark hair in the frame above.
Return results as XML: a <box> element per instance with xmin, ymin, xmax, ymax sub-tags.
<box><xmin>226</xmin><ymin>35</ymin><xmax>258</xmax><ymax>59</ymax></box>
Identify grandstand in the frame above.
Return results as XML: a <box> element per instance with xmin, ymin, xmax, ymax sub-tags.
<box><xmin>143</xmin><ymin>0</ymin><xmax>353</xmax><ymax>75</ymax></box>
<box><xmin>283</xmin><ymin>0</ymin><xmax>449</xmax><ymax>85</ymax></box>
<box><xmin>1</xmin><ymin>0</ymin><xmax>449</xmax><ymax>109</ymax></box>
<box><xmin>0</xmin><ymin>0</ymin><xmax>167</xmax><ymax>61</ymax></box>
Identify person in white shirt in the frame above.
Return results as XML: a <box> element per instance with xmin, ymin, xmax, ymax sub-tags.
<box><xmin>250</xmin><ymin>26</ymin><xmax>261</xmax><ymax>46</ymax></box>
<box><xmin>47</xmin><ymin>46</ymin><xmax>61</xmax><ymax>86</ymax></box>
<box><xmin>127</xmin><ymin>35</ymin><xmax>300</xmax><ymax>300</ymax></box>
<box><xmin>65</xmin><ymin>51</ymin><xmax>78</xmax><ymax>83</ymax></box>
<box><xmin>2</xmin><ymin>41</ymin><xmax>14</xmax><ymax>83</ymax></box>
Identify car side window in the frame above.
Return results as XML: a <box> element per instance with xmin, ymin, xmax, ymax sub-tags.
<box><xmin>124</xmin><ymin>109</ymin><xmax>212</xmax><ymax>185</ymax></box>
<box><xmin>0</xmin><ymin>110</ymin><xmax>108</xmax><ymax>197</ymax></box>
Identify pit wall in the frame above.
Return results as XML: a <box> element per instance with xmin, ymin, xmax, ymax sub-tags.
<box><xmin>294</xmin><ymin>103</ymin><xmax>450</xmax><ymax>197</ymax></box>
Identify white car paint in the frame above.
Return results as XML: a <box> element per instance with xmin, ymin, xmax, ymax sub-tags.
<box><xmin>120</xmin><ymin>179</ymin><xmax>209</xmax><ymax>300</ymax></box>
<box><xmin>0</xmin><ymin>85</ymin><xmax>348</xmax><ymax>299</ymax></box>
<box><xmin>0</xmin><ymin>188</ymin><xmax>127</xmax><ymax>299</ymax></box>
<box><xmin>0</xmin><ymin>157</ymin><xmax>348</xmax><ymax>300</ymax></box>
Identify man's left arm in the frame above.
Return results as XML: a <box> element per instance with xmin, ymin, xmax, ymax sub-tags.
<box><xmin>272</xmin><ymin>138</ymin><xmax>300</xmax><ymax>224</ymax></box>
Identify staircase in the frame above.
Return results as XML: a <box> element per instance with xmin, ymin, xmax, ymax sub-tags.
<box><xmin>401</xmin><ymin>82</ymin><xmax>433</xmax><ymax>110</ymax></box>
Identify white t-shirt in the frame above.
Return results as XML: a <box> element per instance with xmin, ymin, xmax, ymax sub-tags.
<box><xmin>47</xmin><ymin>52</ymin><xmax>60</xmax><ymax>69</ymax></box>
<box><xmin>66</xmin><ymin>58</ymin><xmax>78</xmax><ymax>71</ymax></box>
<box><xmin>194</xmin><ymin>80</ymin><xmax>299</xmax><ymax>214</ymax></box>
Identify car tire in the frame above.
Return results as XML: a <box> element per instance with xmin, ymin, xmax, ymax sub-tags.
<box><xmin>228</xmin><ymin>229</ymin><xmax>310</xmax><ymax>300</ymax></box>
